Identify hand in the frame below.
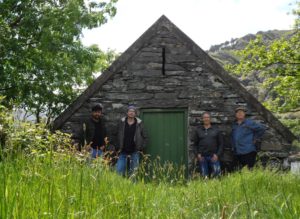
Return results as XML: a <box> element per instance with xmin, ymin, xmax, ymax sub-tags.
<box><xmin>211</xmin><ymin>154</ymin><xmax>218</xmax><ymax>162</ymax></box>
<box><xmin>104</xmin><ymin>137</ymin><xmax>109</xmax><ymax>145</ymax></box>
<box><xmin>197</xmin><ymin>154</ymin><xmax>203</xmax><ymax>161</ymax></box>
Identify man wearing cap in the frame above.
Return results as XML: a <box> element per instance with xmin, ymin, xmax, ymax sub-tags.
<box><xmin>231</xmin><ymin>106</ymin><xmax>266</xmax><ymax>169</ymax></box>
<box><xmin>116</xmin><ymin>105</ymin><xmax>147</xmax><ymax>176</ymax></box>
<box><xmin>192</xmin><ymin>112</ymin><xmax>223</xmax><ymax>177</ymax></box>
<box><xmin>74</xmin><ymin>103</ymin><xmax>108</xmax><ymax>159</ymax></box>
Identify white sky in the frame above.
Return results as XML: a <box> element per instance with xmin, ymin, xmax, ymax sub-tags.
<box><xmin>81</xmin><ymin>0</ymin><xmax>296</xmax><ymax>52</ymax></box>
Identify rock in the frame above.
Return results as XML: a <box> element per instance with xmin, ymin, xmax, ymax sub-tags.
<box><xmin>112</xmin><ymin>103</ymin><xmax>124</xmax><ymax>109</ymax></box>
<box><xmin>154</xmin><ymin>92</ymin><xmax>177</xmax><ymax>99</ymax></box>
<box><xmin>191</xmin><ymin>67</ymin><xmax>203</xmax><ymax>72</ymax></box>
<box><xmin>288</xmin><ymin>152</ymin><xmax>300</xmax><ymax>162</ymax></box>
<box><xmin>261</xmin><ymin>141</ymin><xmax>286</xmax><ymax>151</ymax></box>
<box><xmin>133</xmin><ymin>70</ymin><xmax>163</xmax><ymax>77</ymax></box>
<box><xmin>102</xmin><ymin>84</ymin><xmax>113</xmax><ymax>91</ymax></box>
<box><xmin>165</xmin><ymin>64</ymin><xmax>185</xmax><ymax>71</ymax></box>
<box><xmin>128</xmin><ymin>82</ymin><xmax>146</xmax><ymax>90</ymax></box>
<box><xmin>146</xmin><ymin>85</ymin><xmax>164</xmax><ymax>91</ymax></box>
<box><xmin>178</xmin><ymin>90</ymin><xmax>193</xmax><ymax>99</ymax></box>
<box><xmin>105</xmin><ymin>93</ymin><xmax>129</xmax><ymax>100</ymax></box>
<box><xmin>165</xmin><ymin>71</ymin><xmax>185</xmax><ymax>76</ymax></box>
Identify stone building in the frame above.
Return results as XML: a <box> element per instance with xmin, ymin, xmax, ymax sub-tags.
<box><xmin>53</xmin><ymin>16</ymin><xmax>295</xmax><ymax>170</ymax></box>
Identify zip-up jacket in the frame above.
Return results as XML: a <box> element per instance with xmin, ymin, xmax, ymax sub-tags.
<box><xmin>117</xmin><ymin>117</ymin><xmax>147</xmax><ymax>152</ymax></box>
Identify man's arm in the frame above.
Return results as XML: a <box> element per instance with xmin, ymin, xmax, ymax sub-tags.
<box><xmin>102</xmin><ymin>120</ymin><xmax>109</xmax><ymax>146</ymax></box>
<box><xmin>248</xmin><ymin>120</ymin><xmax>266</xmax><ymax>140</ymax></box>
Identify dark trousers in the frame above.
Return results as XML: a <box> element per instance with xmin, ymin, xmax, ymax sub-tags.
<box><xmin>236</xmin><ymin>151</ymin><xmax>257</xmax><ymax>169</ymax></box>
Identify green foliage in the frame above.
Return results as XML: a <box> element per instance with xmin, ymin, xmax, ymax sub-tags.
<box><xmin>0</xmin><ymin>155</ymin><xmax>300</xmax><ymax>218</ymax></box>
<box><xmin>281</xmin><ymin>118</ymin><xmax>300</xmax><ymax>137</ymax></box>
<box><xmin>293</xmin><ymin>1</ymin><xmax>300</xmax><ymax>30</ymax></box>
<box><xmin>1</xmin><ymin>96</ymin><xmax>300</xmax><ymax>218</ymax></box>
<box><xmin>226</xmin><ymin>32</ymin><xmax>300</xmax><ymax>112</ymax></box>
<box><xmin>0</xmin><ymin>95</ymin><xmax>75</xmax><ymax>160</ymax></box>
<box><xmin>226</xmin><ymin>3</ymin><xmax>300</xmax><ymax>113</ymax></box>
<box><xmin>0</xmin><ymin>0</ymin><xmax>118</xmax><ymax>123</ymax></box>
<box><xmin>3</xmin><ymin>121</ymin><xmax>73</xmax><ymax>157</ymax></box>
<box><xmin>282</xmin><ymin>118</ymin><xmax>300</xmax><ymax>136</ymax></box>
<box><xmin>0</xmin><ymin>96</ymin><xmax>13</xmax><ymax>147</ymax></box>
<box><xmin>137</xmin><ymin>155</ymin><xmax>187</xmax><ymax>184</ymax></box>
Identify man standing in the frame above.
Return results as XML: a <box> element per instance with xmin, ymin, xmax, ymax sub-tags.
<box><xmin>116</xmin><ymin>105</ymin><xmax>147</xmax><ymax>176</ymax></box>
<box><xmin>74</xmin><ymin>103</ymin><xmax>107</xmax><ymax>159</ymax></box>
<box><xmin>231</xmin><ymin>106</ymin><xmax>266</xmax><ymax>169</ymax></box>
<box><xmin>193</xmin><ymin>112</ymin><xmax>223</xmax><ymax>177</ymax></box>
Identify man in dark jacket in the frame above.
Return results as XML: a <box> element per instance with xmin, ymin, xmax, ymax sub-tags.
<box><xmin>73</xmin><ymin>103</ymin><xmax>107</xmax><ymax>159</ymax></box>
<box><xmin>116</xmin><ymin>105</ymin><xmax>147</xmax><ymax>176</ymax></box>
<box><xmin>231</xmin><ymin>106</ymin><xmax>266</xmax><ymax>169</ymax></box>
<box><xmin>192</xmin><ymin>112</ymin><xmax>223</xmax><ymax>177</ymax></box>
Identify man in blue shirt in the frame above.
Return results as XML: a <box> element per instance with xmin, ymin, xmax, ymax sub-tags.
<box><xmin>231</xmin><ymin>107</ymin><xmax>266</xmax><ymax>169</ymax></box>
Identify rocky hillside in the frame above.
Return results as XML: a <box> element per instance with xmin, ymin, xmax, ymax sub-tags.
<box><xmin>208</xmin><ymin>30</ymin><xmax>300</xmax><ymax>138</ymax></box>
<box><xmin>207</xmin><ymin>29</ymin><xmax>291</xmax><ymax>103</ymax></box>
<box><xmin>208</xmin><ymin>29</ymin><xmax>290</xmax><ymax>65</ymax></box>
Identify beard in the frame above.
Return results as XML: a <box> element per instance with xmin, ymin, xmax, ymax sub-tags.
<box><xmin>92</xmin><ymin>114</ymin><xmax>100</xmax><ymax>120</ymax></box>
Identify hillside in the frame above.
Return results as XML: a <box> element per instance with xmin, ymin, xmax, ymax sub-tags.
<box><xmin>208</xmin><ymin>30</ymin><xmax>291</xmax><ymax>65</ymax></box>
<box><xmin>208</xmin><ymin>30</ymin><xmax>300</xmax><ymax>137</ymax></box>
<box><xmin>207</xmin><ymin>30</ymin><xmax>293</xmax><ymax>101</ymax></box>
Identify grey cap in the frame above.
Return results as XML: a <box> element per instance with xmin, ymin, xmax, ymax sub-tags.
<box><xmin>127</xmin><ymin>105</ymin><xmax>137</xmax><ymax>112</ymax></box>
<box><xmin>235</xmin><ymin>106</ymin><xmax>247</xmax><ymax>112</ymax></box>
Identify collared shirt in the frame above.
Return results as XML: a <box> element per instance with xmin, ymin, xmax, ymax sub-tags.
<box><xmin>193</xmin><ymin>125</ymin><xmax>223</xmax><ymax>156</ymax></box>
<box><xmin>231</xmin><ymin>119</ymin><xmax>266</xmax><ymax>155</ymax></box>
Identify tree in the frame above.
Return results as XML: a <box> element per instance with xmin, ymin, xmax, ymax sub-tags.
<box><xmin>0</xmin><ymin>0</ymin><xmax>118</xmax><ymax>124</ymax></box>
<box><xmin>226</xmin><ymin>2</ymin><xmax>300</xmax><ymax>113</ymax></box>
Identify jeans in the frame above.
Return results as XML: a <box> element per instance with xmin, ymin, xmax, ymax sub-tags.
<box><xmin>116</xmin><ymin>152</ymin><xmax>140</xmax><ymax>176</ymax></box>
<box><xmin>91</xmin><ymin>148</ymin><xmax>103</xmax><ymax>159</ymax></box>
<box><xmin>199</xmin><ymin>155</ymin><xmax>221</xmax><ymax>177</ymax></box>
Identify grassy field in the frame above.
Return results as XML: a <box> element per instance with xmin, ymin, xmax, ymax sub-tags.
<box><xmin>1</xmin><ymin>153</ymin><xmax>300</xmax><ymax>219</ymax></box>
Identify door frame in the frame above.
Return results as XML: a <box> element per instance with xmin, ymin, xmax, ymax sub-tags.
<box><xmin>139</xmin><ymin>108</ymin><xmax>188</xmax><ymax>168</ymax></box>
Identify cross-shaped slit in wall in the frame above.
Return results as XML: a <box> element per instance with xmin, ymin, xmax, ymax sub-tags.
<box><xmin>162</xmin><ymin>47</ymin><xmax>166</xmax><ymax>75</ymax></box>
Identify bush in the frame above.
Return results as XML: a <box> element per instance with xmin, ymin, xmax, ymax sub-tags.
<box><xmin>0</xmin><ymin>96</ymin><xmax>12</xmax><ymax>148</ymax></box>
<box><xmin>0</xmin><ymin>96</ymin><xmax>76</xmax><ymax>160</ymax></box>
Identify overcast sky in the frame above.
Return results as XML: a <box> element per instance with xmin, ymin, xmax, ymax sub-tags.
<box><xmin>81</xmin><ymin>0</ymin><xmax>296</xmax><ymax>52</ymax></box>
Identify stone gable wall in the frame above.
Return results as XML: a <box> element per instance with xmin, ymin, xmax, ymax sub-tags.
<box><xmin>60</xmin><ymin>26</ymin><xmax>291</xmax><ymax>168</ymax></box>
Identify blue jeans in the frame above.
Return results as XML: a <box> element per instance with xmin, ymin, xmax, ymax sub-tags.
<box><xmin>116</xmin><ymin>152</ymin><xmax>140</xmax><ymax>176</ymax></box>
<box><xmin>199</xmin><ymin>155</ymin><xmax>221</xmax><ymax>177</ymax></box>
<box><xmin>91</xmin><ymin>148</ymin><xmax>103</xmax><ymax>159</ymax></box>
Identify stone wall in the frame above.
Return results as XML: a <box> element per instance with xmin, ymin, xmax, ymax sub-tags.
<box><xmin>60</xmin><ymin>25</ymin><xmax>291</xmax><ymax>170</ymax></box>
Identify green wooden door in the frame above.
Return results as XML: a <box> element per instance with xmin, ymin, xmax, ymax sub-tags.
<box><xmin>140</xmin><ymin>109</ymin><xmax>187</xmax><ymax>166</ymax></box>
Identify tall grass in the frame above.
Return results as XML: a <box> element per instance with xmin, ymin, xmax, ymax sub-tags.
<box><xmin>0</xmin><ymin>152</ymin><xmax>300</xmax><ymax>219</ymax></box>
